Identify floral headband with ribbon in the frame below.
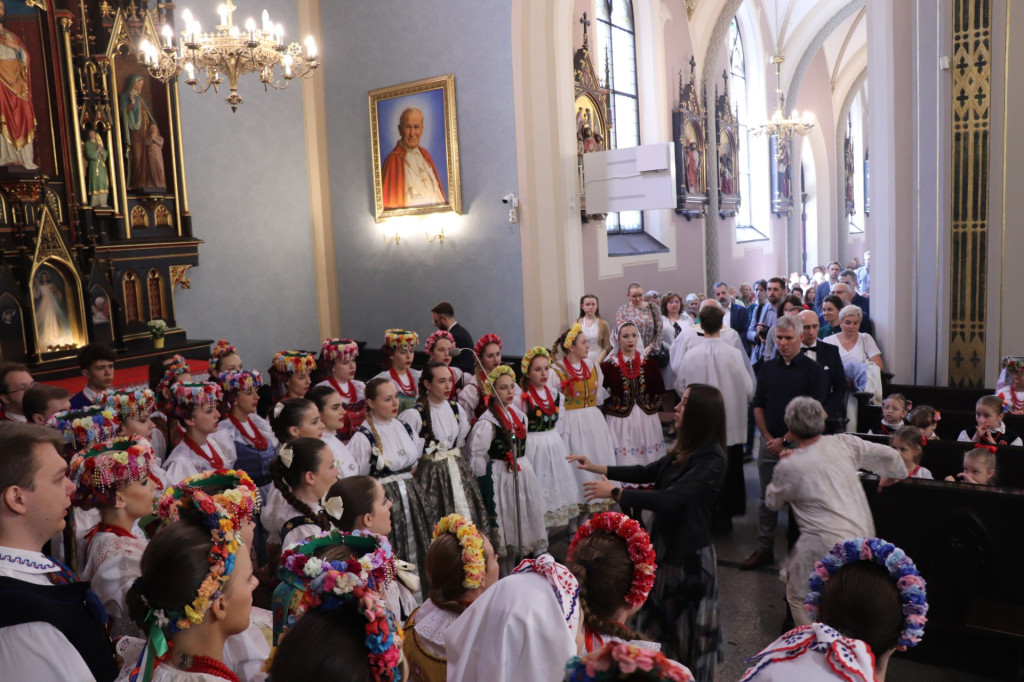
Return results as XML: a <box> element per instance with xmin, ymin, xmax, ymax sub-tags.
<box><xmin>1001</xmin><ymin>355</ymin><xmax>1024</xmax><ymax>373</ymax></box>
<box><xmin>321</xmin><ymin>338</ymin><xmax>359</xmax><ymax>364</ymax></box>
<box><xmin>433</xmin><ymin>514</ymin><xmax>486</xmax><ymax>589</ymax></box>
<box><xmin>568</xmin><ymin>511</ymin><xmax>657</xmax><ymax>608</ymax></box>
<box><xmin>69</xmin><ymin>436</ymin><xmax>155</xmax><ymax>509</ymax></box>
<box><xmin>98</xmin><ymin>388</ymin><xmax>157</xmax><ymax>422</ymax></box>
<box><xmin>171</xmin><ymin>381</ymin><xmax>223</xmax><ymax>419</ymax></box>
<box><xmin>156</xmin><ymin>469</ymin><xmax>262</xmax><ymax>531</ymax></box>
<box><xmin>156</xmin><ymin>355</ymin><xmax>191</xmax><ymax>396</ymax></box>
<box><xmin>217</xmin><ymin>369</ymin><xmax>263</xmax><ymax>396</ymax></box>
<box><xmin>563</xmin><ymin>322</ymin><xmax>584</xmax><ymax>351</ymax></box>
<box><xmin>565</xmin><ymin>642</ymin><xmax>693</xmax><ymax>682</ymax></box>
<box><xmin>208</xmin><ymin>339</ymin><xmax>238</xmax><ymax>376</ymax></box>
<box><xmin>383</xmin><ymin>329</ymin><xmax>418</xmax><ymax>351</ymax></box>
<box><xmin>48</xmin><ymin>405</ymin><xmax>121</xmax><ymax>453</ymax></box>
<box><xmin>473</xmin><ymin>333</ymin><xmax>502</xmax><ymax>357</ymax></box>
<box><xmin>271</xmin><ymin>351</ymin><xmax>317</xmax><ymax>376</ymax></box>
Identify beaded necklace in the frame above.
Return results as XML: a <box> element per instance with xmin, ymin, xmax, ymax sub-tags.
<box><xmin>389</xmin><ymin>368</ymin><xmax>417</xmax><ymax>397</ymax></box>
<box><xmin>328</xmin><ymin>377</ymin><xmax>358</xmax><ymax>404</ymax></box>
<box><xmin>185</xmin><ymin>437</ymin><xmax>225</xmax><ymax>469</ymax></box>
<box><xmin>617</xmin><ymin>350</ymin><xmax>642</xmax><ymax>380</ymax></box>
<box><xmin>183</xmin><ymin>655</ymin><xmax>239</xmax><ymax>682</ymax></box>
<box><xmin>527</xmin><ymin>384</ymin><xmax>558</xmax><ymax>416</ymax></box>
<box><xmin>228</xmin><ymin>414</ymin><xmax>269</xmax><ymax>451</ymax></box>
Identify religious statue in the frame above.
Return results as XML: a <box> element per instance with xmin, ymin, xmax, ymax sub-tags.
<box><xmin>83</xmin><ymin>129</ymin><xmax>109</xmax><ymax>207</ymax></box>
<box><xmin>146</xmin><ymin>123</ymin><xmax>166</xmax><ymax>190</ymax></box>
<box><xmin>120</xmin><ymin>74</ymin><xmax>166</xmax><ymax>191</ymax></box>
<box><xmin>0</xmin><ymin>0</ymin><xmax>37</xmax><ymax>170</ymax></box>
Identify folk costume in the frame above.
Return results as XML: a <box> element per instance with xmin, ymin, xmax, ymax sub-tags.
<box><xmin>373</xmin><ymin>329</ymin><xmax>422</xmax><ymax>414</ymax></box>
<box><xmin>457</xmin><ymin>334</ymin><xmax>522</xmax><ymax>422</ymax></box>
<box><xmin>268</xmin><ymin>350</ymin><xmax>317</xmax><ymax>404</ymax></box>
<box><xmin>315</xmin><ymin>338</ymin><xmax>366</xmax><ymax>441</ymax></box>
<box><xmin>152</xmin><ymin>354</ymin><xmax>192</xmax><ymax>460</ymax></box>
<box><xmin>163</xmin><ymin>382</ymin><xmax>237</xmax><ymax>484</ymax></box>
<box><xmin>957</xmin><ymin>424</ymin><xmax>1023</xmax><ymax>446</ymax></box>
<box><xmin>425</xmin><ymin>330</ymin><xmax>465</xmax><ymax>401</ymax></box>
<box><xmin>216</xmin><ymin>370</ymin><xmax>278</xmax><ymax>488</ymax></box>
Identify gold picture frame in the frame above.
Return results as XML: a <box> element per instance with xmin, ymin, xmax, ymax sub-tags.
<box><xmin>369</xmin><ymin>74</ymin><xmax>461</xmax><ymax>222</ymax></box>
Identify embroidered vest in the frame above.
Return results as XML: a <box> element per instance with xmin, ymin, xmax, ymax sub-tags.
<box><xmin>522</xmin><ymin>392</ymin><xmax>559</xmax><ymax>433</ymax></box>
<box><xmin>552</xmin><ymin>361</ymin><xmax>598</xmax><ymax>410</ymax></box>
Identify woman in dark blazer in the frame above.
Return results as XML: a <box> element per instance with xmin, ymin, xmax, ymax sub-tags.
<box><xmin>569</xmin><ymin>383</ymin><xmax>727</xmax><ymax>682</ymax></box>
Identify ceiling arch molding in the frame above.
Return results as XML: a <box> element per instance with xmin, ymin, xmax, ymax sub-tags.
<box><xmin>784</xmin><ymin>0</ymin><xmax>865</xmax><ymax>115</ymax></box>
<box><xmin>830</xmin><ymin>6</ymin><xmax>867</xmax><ymax>91</ymax></box>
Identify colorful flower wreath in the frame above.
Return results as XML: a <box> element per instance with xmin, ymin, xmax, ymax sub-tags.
<box><xmin>217</xmin><ymin>369</ymin><xmax>263</xmax><ymax>396</ymax></box>
<box><xmin>564</xmin><ymin>642</ymin><xmax>694</xmax><ymax>682</ymax></box>
<box><xmin>98</xmin><ymin>388</ymin><xmax>157</xmax><ymax>422</ymax></box>
<box><xmin>271</xmin><ymin>350</ymin><xmax>317</xmax><ymax>375</ymax></box>
<box><xmin>157</xmin><ymin>354</ymin><xmax>191</xmax><ymax>392</ymax></box>
<box><xmin>473</xmin><ymin>332</ymin><xmax>502</xmax><ymax>357</ymax></box>
<box><xmin>171</xmin><ymin>381</ymin><xmax>223</xmax><ymax>419</ymax></box>
<box><xmin>424</xmin><ymin>330</ymin><xmax>455</xmax><ymax>354</ymax></box>
<box><xmin>433</xmin><ymin>514</ymin><xmax>486</xmax><ymax>589</ymax></box>
<box><xmin>156</xmin><ymin>469</ymin><xmax>262</xmax><ymax>531</ymax></box>
<box><xmin>69</xmin><ymin>436</ymin><xmax>155</xmax><ymax>509</ymax></box>
<box><xmin>383</xmin><ymin>329</ymin><xmax>418</xmax><ymax>351</ymax></box>
<box><xmin>1001</xmin><ymin>355</ymin><xmax>1024</xmax><ymax>373</ymax></box>
<box><xmin>208</xmin><ymin>339</ymin><xmax>239</xmax><ymax>376</ymax></box>
<box><xmin>321</xmin><ymin>338</ymin><xmax>359</xmax><ymax>364</ymax></box>
<box><xmin>273</xmin><ymin>529</ymin><xmax>402</xmax><ymax>680</ymax></box>
<box><xmin>568</xmin><ymin>512</ymin><xmax>657</xmax><ymax>608</ymax></box>
<box><xmin>48</xmin><ymin>406</ymin><xmax>121</xmax><ymax>452</ymax></box>
<box><xmin>482</xmin><ymin>365</ymin><xmax>516</xmax><ymax>396</ymax></box>
<box><xmin>564</xmin><ymin>322</ymin><xmax>584</xmax><ymax>351</ymax></box>
<box><xmin>521</xmin><ymin>346</ymin><xmax>551</xmax><ymax>374</ymax></box>
<box><xmin>805</xmin><ymin>537</ymin><xmax>928</xmax><ymax>648</ymax></box>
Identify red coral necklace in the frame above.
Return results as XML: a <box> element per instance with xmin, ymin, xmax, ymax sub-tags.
<box><xmin>389</xmin><ymin>368</ymin><xmax>417</xmax><ymax>396</ymax></box>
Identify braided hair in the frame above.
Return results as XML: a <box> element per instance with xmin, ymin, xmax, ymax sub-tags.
<box><xmin>270</xmin><ymin>398</ymin><xmax>317</xmax><ymax>444</ymax></box>
<box><xmin>567</xmin><ymin>531</ymin><xmax>645</xmax><ymax>643</ymax></box>
<box><xmin>270</xmin><ymin>436</ymin><xmax>332</xmax><ymax>532</ymax></box>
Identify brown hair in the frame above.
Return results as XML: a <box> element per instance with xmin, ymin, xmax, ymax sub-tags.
<box><xmin>270</xmin><ymin>398</ymin><xmax>316</xmax><ymax>444</ymax></box>
<box><xmin>364</xmin><ymin>377</ymin><xmax>392</xmax><ymax>403</ymax></box>
<box><xmin>431</xmin><ymin>301</ymin><xmax>455</xmax><ymax>317</ymax></box>
<box><xmin>891</xmin><ymin>426</ymin><xmax>924</xmax><ymax>465</ymax></box>
<box><xmin>417</xmin><ymin>361</ymin><xmax>448</xmax><ymax>404</ymax></box>
<box><xmin>907</xmin><ymin>405</ymin><xmax>938</xmax><ymax>430</ymax></box>
<box><xmin>425</xmin><ymin>532</ymin><xmax>472</xmax><ymax>615</ymax></box>
<box><xmin>0</xmin><ymin>424</ymin><xmax>64</xmax><ymax>497</ymax></box>
<box><xmin>672</xmin><ymin>383</ymin><xmax>727</xmax><ymax>466</ymax></box>
<box><xmin>818</xmin><ymin>561</ymin><xmax>903</xmax><ymax>656</ymax></box>
<box><xmin>0</xmin><ymin>362</ymin><xmax>28</xmax><ymax>394</ymax></box>
<box><xmin>328</xmin><ymin>476</ymin><xmax>378</xmax><ymax>532</ymax></box>
<box><xmin>976</xmin><ymin>395</ymin><xmax>1004</xmax><ymax>418</ymax></box>
<box><xmin>567</xmin><ymin>532</ymin><xmax>644</xmax><ymax>642</ymax></box>
<box><xmin>269</xmin><ymin>608</ymin><xmax>374</xmax><ymax>680</ymax></box>
<box><xmin>22</xmin><ymin>384</ymin><xmax>70</xmax><ymax>422</ymax></box>
<box><xmin>578</xmin><ymin>294</ymin><xmax>602</xmax><ymax>319</ymax></box>
<box><xmin>270</xmin><ymin>437</ymin><xmax>332</xmax><ymax>532</ymax></box>
<box><xmin>698</xmin><ymin>305</ymin><xmax>725</xmax><ymax>335</ymax></box>
<box><xmin>964</xmin><ymin>447</ymin><xmax>998</xmax><ymax>484</ymax></box>
<box><xmin>660</xmin><ymin>292</ymin><xmax>683</xmax><ymax>317</ymax></box>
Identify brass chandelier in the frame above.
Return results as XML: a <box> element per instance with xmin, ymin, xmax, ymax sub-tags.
<box><xmin>750</xmin><ymin>55</ymin><xmax>814</xmax><ymax>156</ymax></box>
<box><xmin>138</xmin><ymin>0</ymin><xmax>319</xmax><ymax>112</ymax></box>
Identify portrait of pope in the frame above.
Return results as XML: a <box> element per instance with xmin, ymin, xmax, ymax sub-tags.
<box><xmin>381</xmin><ymin>106</ymin><xmax>446</xmax><ymax>209</ymax></box>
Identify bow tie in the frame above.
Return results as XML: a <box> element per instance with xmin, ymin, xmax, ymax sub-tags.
<box><xmin>801</xmin><ymin>346</ymin><xmax>817</xmax><ymax>353</ymax></box>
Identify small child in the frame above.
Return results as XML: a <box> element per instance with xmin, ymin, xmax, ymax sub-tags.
<box><xmin>891</xmin><ymin>426</ymin><xmax>933</xmax><ymax>480</ymax></box>
<box><xmin>872</xmin><ymin>393</ymin><xmax>909</xmax><ymax>435</ymax></box>
<box><xmin>957</xmin><ymin>395</ymin><xmax>1023</xmax><ymax>446</ymax></box>
<box><xmin>907</xmin><ymin>405</ymin><xmax>941</xmax><ymax>440</ymax></box>
<box><xmin>996</xmin><ymin>356</ymin><xmax>1024</xmax><ymax>416</ymax></box>
<box><xmin>944</xmin><ymin>447</ymin><xmax>998</xmax><ymax>486</ymax></box>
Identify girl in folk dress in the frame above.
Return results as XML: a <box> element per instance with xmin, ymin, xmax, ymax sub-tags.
<box><xmin>315</xmin><ymin>338</ymin><xmax>366</xmax><ymax>442</ymax></box>
<box><xmin>399</xmin><ymin>361</ymin><xmax>491</xmax><ymax>534</ymax></box>
<box><xmin>215</xmin><ymin>370</ymin><xmax>277</xmax><ymax>488</ymax></box>
<box><xmin>458</xmin><ymin>333</ymin><xmax>522</xmax><ymax>421</ymax></box>
<box><xmin>268</xmin><ymin>350</ymin><xmax>317</xmax><ymax>404</ymax></box>
<box><xmin>208</xmin><ymin>339</ymin><xmax>243</xmax><ymax>378</ymax></box>
<box><xmin>467</xmin><ymin>365</ymin><xmax>548</xmax><ymax>562</ymax></box>
<box><xmin>958</xmin><ymin>395</ymin><xmax>1023</xmax><ymax>446</ymax></box>
<box><xmin>348</xmin><ymin>378</ymin><xmax>435</xmax><ymax>581</ymax></box>
<box><xmin>997</xmin><ymin>356</ymin><xmax>1024</xmax><ymax>416</ymax></box>
<box><xmin>425</xmin><ymin>330</ymin><xmax>464</xmax><ymax>400</ymax></box>
<box><xmin>516</xmin><ymin>347</ymin><xmax>584</xmax><ymax>528</ymax></box>
<box><xmin>306</xmin><ymin>385</ymin><xmax>361</xmax><ymax>479</ymax></box>
<box><xmin>163</xmin><ymin>382</ymin><xmax>237</xmax><ymax>484</ymax></box>
<box><xmin>548</xmin><ymin>322</ymin><xmax>617</xmax><ymax>513</ymax></box>
<box><xmin>374</xmin><ymin>329</ymin><xmax>422</xmax><ymax>414</ymax></box>
<box><xmin>71</xmin><ymin>436</ymin><xmax>156</xmax><ymax>639</ymax></box>
<box><xmin>150</xmin><ymin>354</ymin><xmax>192</xmax><ymax>460</ymax></box>
<box><xmin>261</xmin><ymin>437</ymin><xmax>337</xmax><ymax>550</ymax></box>
<box><xmin>601</xmin><ymin>321</ymin><xmax>667</xmax><ymax>469</ymax></box>
<box><xmin>99</xmin><ymin>387</ymin><xmax>169</xmax><ymax>492</ymax></box>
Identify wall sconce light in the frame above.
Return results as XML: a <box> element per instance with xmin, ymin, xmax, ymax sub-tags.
<box><xmin>425</xmin><ymin>227</ymin><xmax>445</xmax><ymax>244</ymax></box>
<box><xmin>382</xmin><ymin>229</ymin><xmax>401</xmax><ymax>245</ymax></box>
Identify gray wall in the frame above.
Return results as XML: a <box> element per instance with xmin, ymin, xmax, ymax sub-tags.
<box><xmin>173</xmin><ymin>0</ymin><xmax>320</xmax><ymax>370</ymax></box>
<box><xmin>321</xmin><ymin>0</ymin><xmax>526</xmax><ymax>353</ymax></box>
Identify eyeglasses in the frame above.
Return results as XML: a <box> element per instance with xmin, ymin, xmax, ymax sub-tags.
<box><xmin>2</xmin><ymin>381</ymin><xmax>35</xmax><ymax>395</ymax></box>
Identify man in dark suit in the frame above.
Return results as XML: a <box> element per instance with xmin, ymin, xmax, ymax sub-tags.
<box><xmin>714</xmin><ymin>280</ymin><xmax>750</xmax><ymax>355</ymax></box>
<box><xmin>813</xmin><ymin>261</ymin><xmax>842</xmax><ymax>314</ymax></box>
<box><xmin>798</xmin><ymin>310</ymin><xmax>846</xmax><ymax>433</ymax></box>
<box><xmin>431</xmin><ymin>301</ymin><xmax>475</xmax><ymax>374</ymax></box>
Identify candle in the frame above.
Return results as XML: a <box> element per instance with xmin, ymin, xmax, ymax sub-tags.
<box><xmin>218</xmin><ymin>4</ymin><xmax>228</xmax><ymax>27</ymax></box>
<box><xmin>282</xmin><ymin>54</ymin><xmax>293</xmax><ymax>76</ymax></box>
<box><xmin>245</xmin><ymin>17</ymin><xmax>256</xmax><ymax>41</ymax></box>
<box><xmin>262</xmin><ymin>9</ymin><xmax>270</xmax><ymax>33</ymax></box>
<box><xmin>185</xmin><ymin>61</ymin><xmax>195</xmax><ymax>80</ymax></box>
<box><xmin>304</xmin><ymin>35</ymin><xmax>317</xmax><ymax>60</ymax></box>
<box><xmin>275</xmin><ymin>23</ymin><xmax>284</xmax><ymax>46</ymax></box>
<box><xmin>162</xmin><ymin>24</ymin><xmax>173</xmax><ymax>48</ymax></box>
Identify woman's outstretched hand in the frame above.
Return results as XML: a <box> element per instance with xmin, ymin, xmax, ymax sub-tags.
<box><xmin>582</xmin><ymin>475</ymin><xmax>615</xmax><ymax>501</ymax></box>
<box><xmin>567</xmin><ymin>453</ymin><xmax>595</xmax><ymax>471</ymax></box>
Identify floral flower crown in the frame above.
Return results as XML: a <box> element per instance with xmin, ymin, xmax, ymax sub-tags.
<box><xmin>271</xmin><ymin>350</ymin><xmax>317</xmax><ymax>375</ymax></box>
<box><xmin>564</xmin><ymin>642</ymin><xmax>694</xmax><ymax>682</ymax></box>
<box><xmin>98</xmin><ymin>388</ymin><xmax>157</xmax><ymax>422</ymax></box>
<box><xmin>521</xmin><ymin>346</ymin><xmax>551</xmax><ymax>374</ymax></box>
<box><xmin>569</xmin><ymin>512</ymin><xmax>657</xmax><ymax>608</ymax></box>
<box><xmin>156</xmin><ymin>469</ymin><xmax>262</xmax><ymax>531</ymax></box>
<box><xmin>805</xmin><ymin>537</ymin><xmax>928</xmax><ymax>648</ymax></box>
<box><xmin>1001</xmin><ymin>355</ymin><xmax>1024</xmax><ymax>373</ymax></box>
<box><xmin>171</xmin><ymin>381</ymin><xmax>223</xmax><ymax>419</ymax></box>
<box><xmin>208</xmin><ymin>339</ymin><xmax>238</xmax><ymax>376</ymax></box>
<box><xmin>273</xmin><ymin>529</ymin><xmax>402</xmax><ymax>680</ymax></box>
<box><xmin>384</xmin><ymin>328</ymin><xmax>418</xmax><ymax>351</ymax></box>
<box><xmin>157</xmin><ymin>354</ymin><xmax>191</xmax><ymax>394</ymax></box>
<box><xmin>563</xmin><ymin>322</ymin><xmax>584</xmax><ymax>351</ymax></box>
<box><xmin>47</xmin><ymin>406</ymin><xmax>121</xmax><ymax>452</ymax></box>
<box><xmin>433</xmin><ymin>514</ymin><xmax>486</xmax><ymax>589</ymax></box>
<box><xmin>69</xmin><ymin>436</ymin><xmax>155</xmax><ymax>509</ymax></box>
<box><xmin>483</xmin><ymin>365</ymin><xmax>516</xmax><ymax>396</ymax></box>
<box><xmin>424</xmin><ymin>330</ymin><xmax>454</xmax><ymax>353</ymax></box>
<box><xmin>321</xmin><ymin>338</ymin><xmax>359</xmax><ymax>364</ymax></box>
<box><xmin>217</xmin><ymin>369</ymin><xmax>263</xmax><ymax>396</ymax></box>
<box><xmin>129</xmin><ymin>490</ymin><xmax>244</xmax><ymax>682</ymax></box>
<box><xmin>473</xmin><ymin>332</ymin><xmax>502</xmax><ymax>357</ymax></box>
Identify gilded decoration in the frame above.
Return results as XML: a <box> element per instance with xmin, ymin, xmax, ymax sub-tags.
<box><xmin>673</xmin><ymin>56</ymin><xmax>708</xmax><ymax>219</ymax></box>
<box><xmin>573</xmin><ymin>12</ymin><xmax>611</xmax><ymax>222</ymax></box>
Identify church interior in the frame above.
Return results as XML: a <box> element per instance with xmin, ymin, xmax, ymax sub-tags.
<box><xmin>1</xmin><ymin>0</ymin><xmax>1022</xmax><ymax>679</ymax></box>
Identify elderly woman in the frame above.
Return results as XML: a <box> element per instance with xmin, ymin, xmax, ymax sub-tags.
<box><xmin>823</xmin><ymin>305</ymin><xmax>882</xmax><ymax>370</ymax></box>
<box><xmin>766</xmin><ymin>397</ymin><xmax>907</xmax><ymax>626</ymax></box>
<box><xmin>615</xmin><ymin>282</ymin><xmax>663</xmax><ymax>356</ymax></box>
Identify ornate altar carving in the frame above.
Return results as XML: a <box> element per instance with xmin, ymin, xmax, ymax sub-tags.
<box><xmin>573</xmin><ymin>12</ymin><xmax>611</xmax><ymax>222</ymax></box>
<box><xmin>673</xmin><ymin>56</ymin><xmax>708</xmax><ymax>219</ymax></box>
<box><xmin>715</xmin><ymin>69</ymin><xmax>741</xmax><ymax>219</ymax></box>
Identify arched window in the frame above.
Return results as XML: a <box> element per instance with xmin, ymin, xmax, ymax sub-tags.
<box><xmin>729</xmin><ymin>17</ymin><xmax>763</xmax><ymax>241</ymax></box>
<box><xmin>595</xmin><ymin>0</ymin><xmax>642</xmax><ymax>234</ymax></box>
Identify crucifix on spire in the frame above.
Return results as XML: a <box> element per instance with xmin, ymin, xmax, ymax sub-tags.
<box><xmin>580</xmin><ymin>12</ymin><xmax>591</xmax><ymax>47</ymax></box>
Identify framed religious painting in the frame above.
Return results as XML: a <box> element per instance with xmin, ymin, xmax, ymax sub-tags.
<box><xmin>844</xmin><ymin>117</ymin><xmax>855</xmax><ymax>215</ymax></box>
<box><xmin>769</xmin><ymin>134</ymin><xmax>794</xmax><ymax>216</ymax></box>
<box><xmin>369</xmin><ymin>74</ymin><xmax>462</xmax><ymax>222</ymax></box>
<box><xmin>573</xmin><ymin>13</ymin><xmax>610</xmax><ymax>222</ymax></box>
<box><xmin>715</xmin><ymin>70</ymin><xmax>741</xmax><ymax>218</ymax></box>
<box><xmin>673</xmin><ymin>57</ymin><xmax>708</xmax><ymax>219</ymax></box>
<box><xmin>863</xmin><ymin>147</ymin><xmax>871</xmax><ymax>216</ymax></box>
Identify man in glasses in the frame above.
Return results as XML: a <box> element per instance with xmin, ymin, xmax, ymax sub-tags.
<box><xmin>0</xmin><ymin>363</ymin><xmax>34</xmax><ymax>424</ymax></box>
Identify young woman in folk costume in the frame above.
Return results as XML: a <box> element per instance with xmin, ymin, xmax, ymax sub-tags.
<box><xmin>215</xmin><ymin>370</ymin><xmax>277</xmax><ymax>488</ymax></box>
<box><xmin>163</xmin><ymin>382</ymin><xmax>237</xmax><ymax>484</ymax></box>
<box><xmin>373</xmin><ymin>329</ymin><xmax>422</xmax><ymax>414</ymax></box>
<box><xmin>208</xmin><ymin>340</ymin><xmax>243</xmax><ymax>378</ymax></box>
<box><xmin>149</xmin><ymin>354</ymin><xmax>192</xmax><ymax>460</ymax></box>
<box><xmin>306</xmin><ymin>385</ymin><xmax>361</xmax><ymax>479</ymax></box>
<box><xmin>548</xmin><ymin>322</ymin><xmax>617</xmax><ymax>514</ymax></box>
<box><xmin>600</xmin><ymin>320</ymin><xmax>667</xmax><ymax>471</ymax></box>
<box><xmin>71</xmin><ymin>436</ymin><xmax>157</xmax><ymax>639</ymax></box>
<box><xmin>457</xmin><ymin>333</ymin><xmax>522</xmax><ymax>422</ymax></box>
<box><xmin>268</xmin><ymin>350</ymin><xmax>317</xmax><ymax>404</ymax></box>
<box><xmin>260</xmin><ymin>437</ymin><xmax>339</xmax><ymax>551</ymax></box>
<box><xmin>516</xmin><ymin>347</ymin><xmax>584</xmax><ymax>529</ymax></box>
<box><xmin>467</xmin><ymin>365</ymin><xmax>548</xmax><ymax>564</ymax></box>
<box><xmin>347</xmin><ymin>377</ymin><xmax>435</xmax><ymax>583</ymax></box>
<box><xmin>398</xmin><ymin>361</ymin><xmax>491</xmax><ymax>536</ymax></box>
<box><xmin>155</xmin><ymin>470</ymin><xmax>269</xmax><ymax>682</ymax></box>
<box><xmin>99</xmin><ymin>387</ymin><xmax>169</xmax><ymax>492</ymax></box>
<box><xmin>314</xmin><ymin>338</ymin><xmax>366</xmax><ymax>442</ymax></box>
<box><xmin>425</xmin><ymin>330</ymin><xmax>464</xmax><ymax>400</ymax></box>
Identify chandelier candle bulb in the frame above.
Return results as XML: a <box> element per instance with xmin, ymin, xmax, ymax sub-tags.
<box><xmin>262</xmin><ymin>9</ymin><xmax>271</xmax><ymax>32</ymax></box>
<box><xmin>185</xmin><ymin>62</ymin><xmax>195</xmax><ymax>81</ymax></box>
<box><xmin>304</xmin><ymin>36</ymin><xmax>316</xmax><ymax>60</ymax></box>
<box><xmin>218</xmin><ymin>4</ymin><xmax>228</xmax><ymax>27</ymax></box>
<box><xmin>283</xmin><ymin>54</ymin><xmax>293</xmax><ymax>77</ymax></box>
<box><xmin>275</xmin><ymin>23</ymin><xmax>284</xmax><ymax>46</ymax></box>
<box><xmin>162</xmin><ymin>24</ymin><xmax>173</xmax><ymax>48</ymax></box>
<box><xmin>245</xmin><ymin>18</ymin><xmax>256</xmax><ymax>42</ymax></box>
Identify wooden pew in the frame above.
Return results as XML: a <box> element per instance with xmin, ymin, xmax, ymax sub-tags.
<box><xmin>857</xmin><ymin>402</ymin><xmax>1024</xmax><ymax>443</ymax></box>
<box><xmin>861</xmin><ymin>476</ymin><xmax>1024</xmax><ymax>677</ymax></box>
<box><xmin>854</xmin><ymin>433</ymin><xmax>1024</xmax><ymax>488</ymax></box>
<box><xmin>888</xmin><ymin>383</ymin><xmax>991</xmax><ymax>412</ymax></box>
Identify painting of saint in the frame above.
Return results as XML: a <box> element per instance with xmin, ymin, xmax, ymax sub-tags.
<box><xmin>33</xmin><ymin>264</ymin><xmax>72</xmax><ymax>349</ymax></box>
<box><xmin>120</xmin><ymin>74</ymin><xmax>166</xmax><ymax>191</ymax></box>
<box><xmin>0</xmin><ymin>0</ymin><xmax>37</xmax><ymax>169</ymax></box>
<box><xmin>379</xmin><ymin>95</ymin><xmax>448</xmax><ymax>210</ymax></box>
